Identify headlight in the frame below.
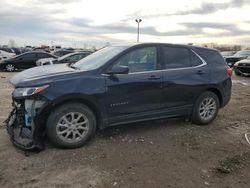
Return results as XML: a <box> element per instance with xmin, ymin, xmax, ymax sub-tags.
<box><xmin>13</xmin><ymin>85</ymin><xmax>49</xmax><ymax>97</ymax></box>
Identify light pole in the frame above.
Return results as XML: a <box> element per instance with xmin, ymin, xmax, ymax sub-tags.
<box><xmin>135</xmin><ymin>19</ymin><xmax>142</xmax><ymax>42</ymax></box>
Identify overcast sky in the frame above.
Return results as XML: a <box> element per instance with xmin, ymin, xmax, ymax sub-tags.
<box><xmin>1</xmin><ymin>0</ymin><xmax>250</xmax><ymax>47</ymax></box>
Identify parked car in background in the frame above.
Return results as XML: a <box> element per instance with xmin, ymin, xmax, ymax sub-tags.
<box><xmin>0</xmin><ymin>50</ymin><xmax>16</xmax><ymax>61</ymax></box>
<box><xmin>6</xmin><ymin>43</ymin><xmax>232</xmax><ymax>150</ymax></box>
<box><xmin>37</xmin><ymin>52</ymin><xmax>91</xmax><ymax>66</ymax></box>
<box><xmin>225</xmin><ymin>50</ymin><xmax>250</xmax><ymax>67</ymax></box>
<box><xmin>51</xmin><ymin>45</ymin><xmax>62</xmax><ymax>52</ymax></box>
<box><xmin>36</xmin><ymin>49</ymin><xmax>75</xmax><ymax>66</ymax></box>
<box><xmin>36</xmin><ymin>57</ymin><xmax>57</xmax><ymax>66</ymax></box>
<box><xmin>0</xmin><ymin>51</ymin><xmax>56</xmax><ymax>71</ymax></box>
<box><xmin>52</xmin><ymin>49</ymin><xmax>75</xmax><ymax>57</ymax></box>
<box><xmin>234</xmin><ymin>57</ymin><xmax>250</xmax><ymax>76</ymax></box>
<box><xmin>0</xmin><ymin>48</ymin><xmax>15</xmax><ymax>54</ymax></box>
<box><xmin>33</xmin><ymin>47</ymin><xmax>50</xmax><ymax>53</ymax></box>
<box><xmin>11</xmin><ymin>48</ymin><xmax>22</xmax><ymax>55</ymax></box>
<box><xmin>220</xmin><ymin>51</ymin><xmax>236</xmax><ymax>58</ymax></box>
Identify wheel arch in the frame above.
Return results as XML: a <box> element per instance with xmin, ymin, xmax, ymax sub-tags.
<box><xmin>205</xmin><ymin>88</ymin><xmax>223</xmax><ymax>107</ymax></box>
<box><xmin>36</xmin><ymin>94</ymin><xmax>107</xmax><ymax>135</ymax></box>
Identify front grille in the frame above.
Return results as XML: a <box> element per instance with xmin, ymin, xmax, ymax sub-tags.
<box><xmin>238</xmin><ymin>63</ymin><xmax>250</xmax><ymax>67</ymax></box>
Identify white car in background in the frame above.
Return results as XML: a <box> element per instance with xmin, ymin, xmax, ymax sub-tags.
<box><xmin>36</xmin><ymin>57</ymin><xmax>56</xmax><ymax>66</ymax></box>
<box><xmin>0</xmin><ymin>50</ymin><xmax>16</xmax><ymax>61</ymax></box>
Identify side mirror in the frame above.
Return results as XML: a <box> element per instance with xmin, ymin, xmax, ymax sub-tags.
<box><xmin>106</xmin><ymin>65</ymin><xmax>129</xmax><ymax>75</ymax></box>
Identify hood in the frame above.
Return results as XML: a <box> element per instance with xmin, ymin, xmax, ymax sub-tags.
<box><xmin>10</xmin><ymin>64</ymin><xmax>77</xmax><ymax>87</ymax></box>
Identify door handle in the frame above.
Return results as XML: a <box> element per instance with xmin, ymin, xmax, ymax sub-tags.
<box><xmin>148</xmin><ymin>75</ymin><xmax>161</xmax><ymax>80</ymax></box>
<box><xmin>196</xmin><ymin>70</ymin><xmax>205</xmax><ymax>75</ymax></box>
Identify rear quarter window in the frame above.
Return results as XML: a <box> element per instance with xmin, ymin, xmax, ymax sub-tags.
<box><xmin>195</xmin><ymin>48</ymin><xmax>226</xmax><ymax>65</ymax></box>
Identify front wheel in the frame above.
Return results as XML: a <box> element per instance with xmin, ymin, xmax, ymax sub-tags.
<box><xmin>46</xmin><ymin>103</ymin><xmax>96</xmax><ymax>148</ymax></box>
<box><xmin>192</xmin><ymin>91</ymin><xmax>219</xmax><ymax>125</ymax></box>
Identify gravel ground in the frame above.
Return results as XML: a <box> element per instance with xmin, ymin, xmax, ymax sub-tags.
<box><xmin>0</xmin><ymin>72</ymin><xmax>250</xmax><ymax>188</ymax></box>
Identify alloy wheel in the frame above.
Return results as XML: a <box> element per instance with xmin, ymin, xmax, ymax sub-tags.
<box><xmin>56</xmin><ymin>112</ymin><xmax>89</xmax><ymax>143</ymax></box>
<box><xmin>5</xmin><ymin>64</ymin><xmax>15</xmax><ymax>72</ymax></box>
<box><xmin>199</xmin><ymin>97</ymin><xmax>217</xmax><ymax>121</ymax></box>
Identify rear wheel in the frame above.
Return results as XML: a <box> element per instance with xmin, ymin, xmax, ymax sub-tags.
<box><xmin>46</xmin><ymin>103</ymin><xmax>96</xmax><ymax>148</ymax></box>
<box><xmin>192</xmin><ymin>91</ymin><xmax>219</xmax><ymax>125</ymax></box>
<box><xmin>5</xmin><ymin>64</ymin><xmax>15</xmax><ymax>72</ymax></box>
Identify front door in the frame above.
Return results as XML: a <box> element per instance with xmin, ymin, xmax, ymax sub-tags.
<box><xmin>17</xmin><ymin>53</ymin><xmax>36</xmax><ymax>69</ymax></box>
<box><xmin>104</xmin><ymin>46</ymin><xmax>164</xmax><ymax>123</ymax></box>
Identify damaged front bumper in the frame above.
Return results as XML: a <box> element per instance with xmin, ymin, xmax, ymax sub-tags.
<box><xmin>5</xmin><ymin>99</ymin><xmax>47</xmax><ymax>151</ymax></box>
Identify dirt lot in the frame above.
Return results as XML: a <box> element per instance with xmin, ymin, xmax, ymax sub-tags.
<box><xmin>0</xmin><ymin>72</ymin><xmax>249</xmax><ymax>188</ymax></box>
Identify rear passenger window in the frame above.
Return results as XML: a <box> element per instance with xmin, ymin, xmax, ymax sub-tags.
<box><xmin>162</xmin><ymin>46</ymin><xmax>191</xmax><ymax>69</ymax></box>
<box><xmin>22</xmin><ymin>54</ymin><xmax>36</xmax><ymax>58</ymax></box>
<box><xmin>37</xmin><ymin>53</ymin><xmax>52</xmax><ymax>58</ymax></box>
<box><xmin>190</xmin><ymin>51</ymin><xmax>203</xmax><ymax>66</ymax></box>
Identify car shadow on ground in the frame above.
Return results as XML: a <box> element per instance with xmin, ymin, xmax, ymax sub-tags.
<box><xmin>97</xmin><ymin>117</ymin><xmax>190</xmax><ymax>139</ymax></box>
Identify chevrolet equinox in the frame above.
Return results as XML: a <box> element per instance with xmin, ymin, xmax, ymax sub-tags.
<box><xmin>5</xmin><ymin>43</ymin><xmax>232</xmax><ymax>150</ymax></box>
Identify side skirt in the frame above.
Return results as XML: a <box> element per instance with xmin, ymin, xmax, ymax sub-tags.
<box><xmin>107</xmin><ymin>104</ymin><xmax>193</xmax><ymax>127</ymax></box>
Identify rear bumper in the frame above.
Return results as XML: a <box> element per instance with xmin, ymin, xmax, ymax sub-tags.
<box><xmin>220</xmin><ymin>78</ymin><xmax>232</xmax><ymax>108</ymax></box>
<box><xmin>221</xmin><ymin>92</ymin><xmax>231</xmax><ymax>108</ymax></box>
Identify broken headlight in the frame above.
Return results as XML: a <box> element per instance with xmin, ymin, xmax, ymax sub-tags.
<box><xmin>13</xmin><ymin>85</ymin><xmax>49</xmax><ymax>98</ymax></box>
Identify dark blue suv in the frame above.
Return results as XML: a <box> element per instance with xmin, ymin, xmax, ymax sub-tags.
<box><xmin>6</xmin><ymin>43</ymin><xmax>232</xmax><ymax>150</ymax></box>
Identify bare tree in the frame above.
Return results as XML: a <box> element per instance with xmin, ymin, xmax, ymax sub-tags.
<box><xmin>8</xmin><ymin>39</ymin><xmax>17</xmax><ymax>48</ymax></box>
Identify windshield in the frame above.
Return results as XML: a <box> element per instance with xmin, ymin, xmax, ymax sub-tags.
<box><xmin>234</xmin><ymin>51</ymin><xmax>250</xmax><ymax>56</ymax></box>
<box><xmin>58</xmin><ymin>53</ymin><xmax>74</xmax><ymax>61</ymax></box>
<box><xmin>73</xmin><ymin>46</ymin><xmax>128</xmax><ymax>70</ymax></box>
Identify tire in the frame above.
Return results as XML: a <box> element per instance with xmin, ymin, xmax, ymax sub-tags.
<box><xmin>5</xmin><ymin>64</ymin><xmax>15</xmax><ymax>72</ymax></box>
<box><xmin>192</xmin><ymin>91</ymin><xmax>219</xmax><ymax>125</ymax></box>
<box><xmin>46</xmin><ymin>103</ymin><xmax>96</xmax><ymax>149</ymax></box>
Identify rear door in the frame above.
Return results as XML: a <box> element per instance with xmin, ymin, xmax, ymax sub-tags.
<box><xmin>105</xmin><ymin>46</ymin><xmax>164</xmax><ymax>122</ymax></box>
<box><xmin>160</xmin><ymin>45</ymin><xmax>210</xmax><ymax>111</ymax></box>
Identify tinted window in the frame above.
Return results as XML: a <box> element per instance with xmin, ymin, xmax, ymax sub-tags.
<box><xmin>115</xmin><ymin>47</ymin><xmax>157</xmax><ymax>73</ymax></box>
<box><xmin>21</xmin><ymin>53</ymin><xmax>36</xmax><ymax>58</ymax></box>
<box><xmin>0</xmin><ymin>48</ymin><xmax>13</xmax><ymax>53</ymax></box>
<box><xmin>195</xmin><ymin>49</ymin><xmax>225</xmax><ymax>65</ymax></box>
<box><xmin>37</xmin><ymin>53</ymin><xmax>51</xmax><ymax>58</ymax></box>
<box><xmin>234</xmin><ymin>51</ymin><xmax>250</xmax><ymax>56</ymax></box>
<box><xmin>69</xmin><ymin>54</ymin><xmax>83</xmax><ymax>61</ymax></box>
<box><xmin>190</xmin><ymin>51</ymin><xmax>203</xmax><ymax>66</ymax></box>
<box><xmin>162</xmin><ymin>46</ymin><xmax>191</xmax><ymax>69</ymax></box>
<box><xmin>80</xmin><ymin>53</ymin><xmax>89</xmax><ymax>59</ymax></box>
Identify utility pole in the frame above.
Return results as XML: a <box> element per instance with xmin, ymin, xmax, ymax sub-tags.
<box><xmin>135</xmin><ymin>19</ymin><xmax>142</xmax><ymax>42</ymax></box>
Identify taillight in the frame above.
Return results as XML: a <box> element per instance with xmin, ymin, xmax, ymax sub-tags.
<box><xmin>227</xmin><ymin>67</ymin><xmax>233</xmax><ymax>77</ymax></box>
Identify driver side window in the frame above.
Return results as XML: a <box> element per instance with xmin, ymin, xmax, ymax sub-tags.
<box><xmin>115</xmin><ymin>47</ymin><xmax>157</xmax><ymax>73</ymax></box>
